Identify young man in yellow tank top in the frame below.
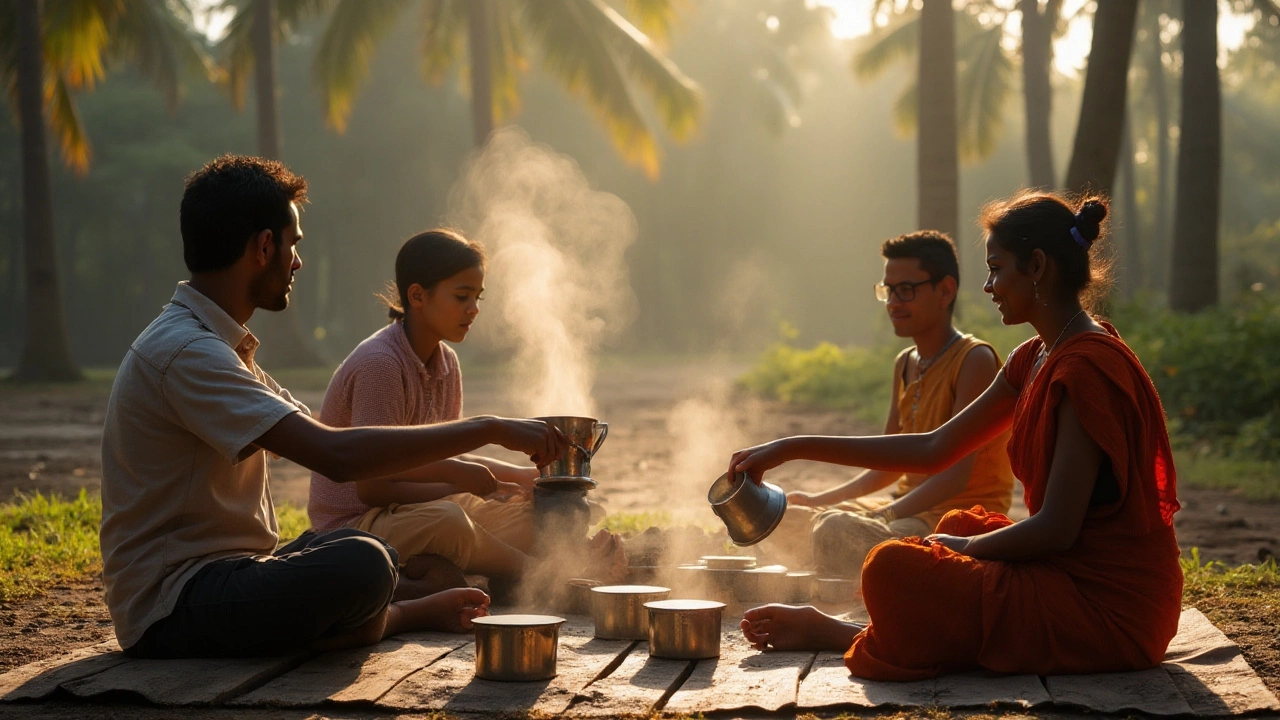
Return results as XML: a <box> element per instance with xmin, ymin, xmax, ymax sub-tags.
<box><xmin>762</xmin><ymin>231</ymin><xmax>1015</xmax><ymax>579</ymax></box>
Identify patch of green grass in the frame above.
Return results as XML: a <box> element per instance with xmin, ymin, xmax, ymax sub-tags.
<box><xmin>596</xmin><ymin>511</ymin><xmax>674</xmax><ymax>535</ymax></box>
<box><xmin>0</xmin><ymin>492</ymin><xmax>313</xmax><ymax>602</ymax></box>
<box><xmin>0</xmin><ymin>490</ymin><xmax>102</xmax><ymax>602</ymax></box>
<box><xmin>1174</xmin><ymin>450</ymin><xmax>1280</xmax><ymax>501</ymax></box>
<box><xmin>1182</xmin><ymin>547</ymin><xmax>1280</xmax><ymax>595</ymax></box>
<box><xmin>277</xmin><ymin>503</ymin><xmax>312</xmax><ymax>542</ymax></box>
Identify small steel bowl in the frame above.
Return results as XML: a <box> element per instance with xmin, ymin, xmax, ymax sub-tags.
<box><xmin>815</xmin><ymin>576</ymin><xmax>857</xmax><ymax>605</ymax></box>
<box><xmin>646</xmin><ymin>599</ymin><xmax>725</xmax><ymax>659</ymax></box>
<box><xmin>700</xmin><ymin>555</ymin><xmax>757</xmax><ymax>570</ymax></box>
<box><xmin>707</xmin><ymin>472</ymin><xmax>787</xmax><ymax>546</ymax></box>
<box><xmin>472</xmin><ymin>614</ymin><xmax>565</xmax><ymax>682</ymax></box>
<box><xmin>783</xmin><ymin>571</ymin><xmax>815</xmax><ymax>603</ymax></box>
<box><xmin>559</xmin><ymin>577</ymin><xmax>601</xmax><ymax>615</ymax></box>
<box><xmin>591</xmin><ymin>585</ymin><xmax>671</xmax><ymax>640</ymax></box>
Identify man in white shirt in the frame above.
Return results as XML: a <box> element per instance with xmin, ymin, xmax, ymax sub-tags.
<box><xmin>101</xmin><ymin>155</ymin><xmax>567</xmax><ymax>657</ymax></box>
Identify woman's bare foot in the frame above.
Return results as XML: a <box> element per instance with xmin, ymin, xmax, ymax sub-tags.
<box><xmin>740</xmin><ymin>604</ymin><xmax>865</xmax><ymax>652</ymax></box>
<box><xmin>385</xmin><ymin>587</ymin><xmax>491</xmax><ymax>637</ymax></box>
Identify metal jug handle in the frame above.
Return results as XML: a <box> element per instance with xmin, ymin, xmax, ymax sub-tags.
<box><xmin>589</xmin><ymin>422</ymin><xmax>609</xmax><ymax>457</ymax></box>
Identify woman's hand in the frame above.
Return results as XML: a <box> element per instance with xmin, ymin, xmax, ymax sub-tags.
<box><xmin>924</xmin><ymin>534</ymin><xmax>971</xmax><ymax>554</ymax></box>
<box><xmin>728</xmin><ymin>438</ymin><xmax>794</xmax><ymax>484</ymax></box>
<box><xmin>488</xmin><ymin>481</ymin><xmax>530</xmax><ymax>502</ymax></box>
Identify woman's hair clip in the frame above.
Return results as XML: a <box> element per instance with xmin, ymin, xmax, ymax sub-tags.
<box><xmin>1069</xmin><ymin>225</ymin><xmax>1091</xmax><ymax>250</ymax></box>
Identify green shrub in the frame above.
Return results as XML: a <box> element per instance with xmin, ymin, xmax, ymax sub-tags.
<box><xmin>739</xmin><ymin>341</ymin><xmax>901</xmax><ymax>422</ymax></box>
<box><xmin>1115</xmin><ymin>294</ymin><xmax>1280</xmax><ymax>458</ymax></box>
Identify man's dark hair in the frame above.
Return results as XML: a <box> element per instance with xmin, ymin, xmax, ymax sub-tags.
<box><xmin>180</xmin><ymin>155</ymin><xmax>309</xmax><ymax>273</ymax></box>
<box><xmin>880</xmin><ymin>230</ymin><xmax>959</xmax><ymax>311</ymax></box>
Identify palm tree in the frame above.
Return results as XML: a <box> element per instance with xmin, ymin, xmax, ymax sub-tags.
<box><xmin>1168</xmin><ymin>0</ymin><xmax>1220</xmax><ymax>312</ymax></box>
<box><xmin>218</xmin><ymin>0</ymin><xmax>330</xmax><ymax>367</ymax></box>
<box><xmin>1062</xmin><ymin>1</ymin><xmax>1139</xmax><ymax>196</ymax></box>
<box><xmin>3</xmin><ymin>0</ymin><xmax>213</xmax><ymax>381</ymax></box>
<box><xmin>916</xmin><ymin>0</ymin><xmax>958</xmax><ymax>240</ymax></box>
<box><xmin>310</xmin><ymin>0</ymin><xmax>703</xmax><ymax>180</ymax></box>
<box><xmin>1020</xmin><ymin>0</ymin><xmax>1061</xmax><ymax>189</ymax></box>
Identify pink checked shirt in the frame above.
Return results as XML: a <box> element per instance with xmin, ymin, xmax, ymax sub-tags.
<box><xmin>307</xmin><ymin>321</ymin><xmax>463</xmax><ymax>531</ymax></box>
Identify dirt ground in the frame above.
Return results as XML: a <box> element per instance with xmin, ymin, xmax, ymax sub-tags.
<box><xmin>2</xmin><ymin>358</ymin><xmax>1278</xmax><ymax>696</ymax></box>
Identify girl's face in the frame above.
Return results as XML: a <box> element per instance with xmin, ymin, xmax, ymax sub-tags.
<box><xmin>410</xmin><ymin>266</ymin><xmax>485</xmax><ymax>343</ymax></box>
<box><xmin>983</xmin><ymin>235</ymin><xmax>1036</xmax><ymax>325</ymax></box>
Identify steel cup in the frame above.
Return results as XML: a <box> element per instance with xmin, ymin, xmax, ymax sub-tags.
<box><xmin>472</xmin><ymin>614</ymin><xmax>565</xmax><ymax>682</ymax></box>
<box><xmin>535</xmin><ymin>416</ymin><xmax>608</xmax><ymax>479</ymax></box>
<box><xmin>707</xmin><ymin>472</ymin><xmax>787</xmax><ymax>546</ymax></box>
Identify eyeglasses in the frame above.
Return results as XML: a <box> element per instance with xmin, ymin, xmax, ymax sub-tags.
<box><xmin>874</xmin><ymin>279</ymin><xmax>939</xmax><ymax>304</ymax></box>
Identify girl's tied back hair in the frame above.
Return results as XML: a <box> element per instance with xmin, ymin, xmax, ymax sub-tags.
<box><xmin>379</xmin><ymin>229</ymin><xmax>488</xmax><ymax>322</ymax></box>
<box><xmin>979</xmin><ymin>190</ymin><xmax>1115</xmax><ymax>312</ymax></box>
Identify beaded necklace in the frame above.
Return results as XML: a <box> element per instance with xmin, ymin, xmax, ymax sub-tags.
<box><xmin>908</xmin><ymin>330</ymin><xmax>962</xmax><ymax>425</ymax></box>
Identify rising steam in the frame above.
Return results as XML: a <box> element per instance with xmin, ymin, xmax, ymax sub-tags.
<box><xmin>448</xmin><ymin>128</ymin><xmax>638</xmax><ymax>418</ymax></box>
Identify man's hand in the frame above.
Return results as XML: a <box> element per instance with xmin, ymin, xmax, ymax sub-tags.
<box><xmin>728</xmin><ymin>438</ymin><xmax>794</xmax><ymax>484</ymax></box>
<box><xmin>491</xmin><ymin>418</ymin><xmax>569</xmax><ymax>467</ymax></box>
<box><xmin>786</xmin><ymin>491</ymin><xmax>822</xmax><ymax>508</ymax></box>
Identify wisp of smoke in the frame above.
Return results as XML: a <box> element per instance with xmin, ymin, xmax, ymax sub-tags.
<box><xmin>448</xmin><ymin>128</ymin><xmax>638</xmax><ymax>418</ymax></box>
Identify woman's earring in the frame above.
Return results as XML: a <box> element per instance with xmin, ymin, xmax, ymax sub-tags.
<box><xmin>1033</xmin><ymin>281</ymin><xmax>1039</xmax><ymax>303</ymax></box>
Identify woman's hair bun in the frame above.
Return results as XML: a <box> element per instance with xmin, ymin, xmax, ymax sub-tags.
<box><xmin>1075</xmin><ymin>198</ymin><xmax>1108</xmax><ymax>241</ymax></box>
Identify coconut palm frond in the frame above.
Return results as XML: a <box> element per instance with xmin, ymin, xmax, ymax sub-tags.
<box><xmin>41</xmin><ymin>0</ymin><xmax>111</xmax><ymax>91</ymax></box>
<box><xmin>622</xmin><ymin>0</ymin><xmax>685</xmax><ymax>45</ymax></box>
<box><xmin>214</xmin><ymin>0</ymin><xmax>254</xmax><ymax>109</ymax></box>
<box><xmin>487</xmin><ymin>6</ymin><xmax>526</xmax><ymax>123</ymax></box>
<box><xmin>956</xmin><ymin>22</ymin><xmax>1013</xmax><ymax>161</ymax></box>
<box><xmin>852</xmin><ymin>13</ymin><xmax>917</xmax><ymax>80</ymax></box>
<box><xmin>419</xmin><ymin>0</ymin><xmax>467</xmax><ymax>82</ymax></box>
<box><xmin>313</xmin><ymin>0</ymin><xmax>413</xmax><ymax>132</ymax></box>
<box><xmin>112</xmin><ymin>0</ymin><xmax>220</xmax><ymax>113</ymax></box>
<box><xmin>543</xmin><ymin>0</ymin><xmax>702</xmax><ymax>141</ymax></box>
<box><xmin>891</xmin><ymin>83</ymin><xmax>917</xmax><ymax>138</ymax></box>
<box><xmin>45</xmin><ymin>71</ymin><xmax>91</xmax><ymax>174</ymax></box>
<box><xmin>521</xmin><ymin>0</ymin><xmax>666</xmax><ymax>178</ymax></box>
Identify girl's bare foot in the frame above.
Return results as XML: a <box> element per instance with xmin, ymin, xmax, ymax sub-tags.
<box><xmin>740</xmin><ymin>604</ymin><xmax>865</xmax><ymax>652</ymax></box>
<box><xmin>385</xmin><ymin>587</ymin><xmax>491</xmax><ymax>637</ymax></box>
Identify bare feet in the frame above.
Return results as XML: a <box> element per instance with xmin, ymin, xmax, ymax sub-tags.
<box><xmin>394</xmin><ymin>553</ymin><xmax>469</xmax><ymax>602</ymax></box>
<box><xmin>385</xmin><ymin>587</ymin><xmax>491</xmax><ymax>637</ymax></box>
<box><xmin>740</xmin><ymin>604</ymin><xmax>865</xmax><ymax>652</ymax></box>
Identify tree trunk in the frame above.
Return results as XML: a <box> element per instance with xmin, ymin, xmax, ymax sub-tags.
<box><xmin>253</xmin><ymin>0</ymin><xmax>282</xmax><ymax>161</ymax></box>
<box><xmin>249</xmin><ymin>0</ymin><xmax>325</xmax><ymax>367</ymax></box>
<box><xmin>1148</xmin><ymin>6</ymin><xmax>1172</xmax><ymax>291</ymax></box>
<box><xmin>1020</xmin><ymin>0</ymin><xmax>1056</xmax><ymax>189</ymax></box>
<box><xmin>1168</xmin><ymin>0</ymin><xmax>1220</xmax><ymax>312</ymax></box>
<box><xmin>1119</xmin><ymin>107</ymin><xmax>1141</xmax><ymax>297</ymax></box>
<box><xmin>917</xmin><ymin>0</ymin><xmax>958</xmax><ymax>241</ymax></box>
<box><xmin>1063</xmin><ymin>1</ymin><xmax>1139</xmax><ymax>196</ymax></box>
<box><xmin>467</xmin><ymin>0</ymin><xmax>495</xmax><ymax>147</ymax></box>
<box><xmin>14</xmin><ymin>0</ymin><xmax>81</xmax><ymax>382</ymax></box>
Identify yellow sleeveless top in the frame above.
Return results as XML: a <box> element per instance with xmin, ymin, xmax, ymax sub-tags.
<box><xmin>893</xmin><ymin>334</ymin><xmax>1015</xmax><ymax>530</ymax></box>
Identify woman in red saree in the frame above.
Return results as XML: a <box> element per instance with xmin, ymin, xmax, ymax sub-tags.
<box><xmin>734</xmin><ymin>191</ymin><xmax>1181</xmax><ymax>680</ymax></box>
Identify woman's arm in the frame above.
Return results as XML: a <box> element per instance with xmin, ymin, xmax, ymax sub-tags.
<box><xmin>790</xmin><ymin>355</ymin><xmax>907</xmax><ymax>507</ymax></box>
<box><xmin>931</xmin><ymin>395</ymin><xmax>1101</xmax><ymax>560</ymax></box>
<box><xmin>355</xmin><ymin>457</ymin><xmax>501</xmax><ymax>506</ymax></box>
<box><xmin>462</xmin><ymin>455</ymin><xmax>541</xmax><ymax>487</ymax></box>
<box><xmin>730</xmin><ymin>368</ymin><xmax>1019</xmax><ymax>482</ymax></box>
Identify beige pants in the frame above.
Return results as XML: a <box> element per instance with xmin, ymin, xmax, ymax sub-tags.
<box><xmin>759</xmin><ymin>503</ymin><xmax>932</xmax><ymax>579</ymax></box>
<box><xmin>352</xmin><ymin>493</ymin><xmax>532</xmax><ymax>574</ymax></box>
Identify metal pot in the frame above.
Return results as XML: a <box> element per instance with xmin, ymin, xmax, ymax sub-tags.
<box><xmin>738</xmin><ymin>565</ymin><xmax>788</xmax><ymax>603</ymax></box>
<box><xmin>535</xmin><ymin>416</ymin><xmax>608</xmax><ymax>479</ymax></box>
<box><xmin>707</xmin><ymin>472</ymin><xmax>787</xmax><ymax>546</ymax></box>
<box><xmin>700</xmin><ymin>555</ymin><xmax>757</xmax><ymax>570</ymax></box>
<box><xmin>645</xmin><ymin>599</ymin><xmax>725</xmax><ymax>659</ymax></box>
<box><xmin>559</xmin><ymin>577</ymin><xmax>601</xmax><ymax>615</ymax></box>
<box><xmin>591</xmin><ymin>585</ymin><xmax>670</xmax><ymax>640</ymax></box>
<box><xmin>472</xmin><ymin>614</ymin><xmax>566</xmax><ymax>682</ymax></box>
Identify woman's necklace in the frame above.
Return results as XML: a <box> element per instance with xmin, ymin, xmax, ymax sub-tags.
<box><xmin>1040</xmin><ymin>309</ymin><xmax>1087</xmax><ymax>359</ymax></box>
<box><xmin>909</xmin><ymin>330</ymin><xmax>962</xmax><ymax>424</ymax></box>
